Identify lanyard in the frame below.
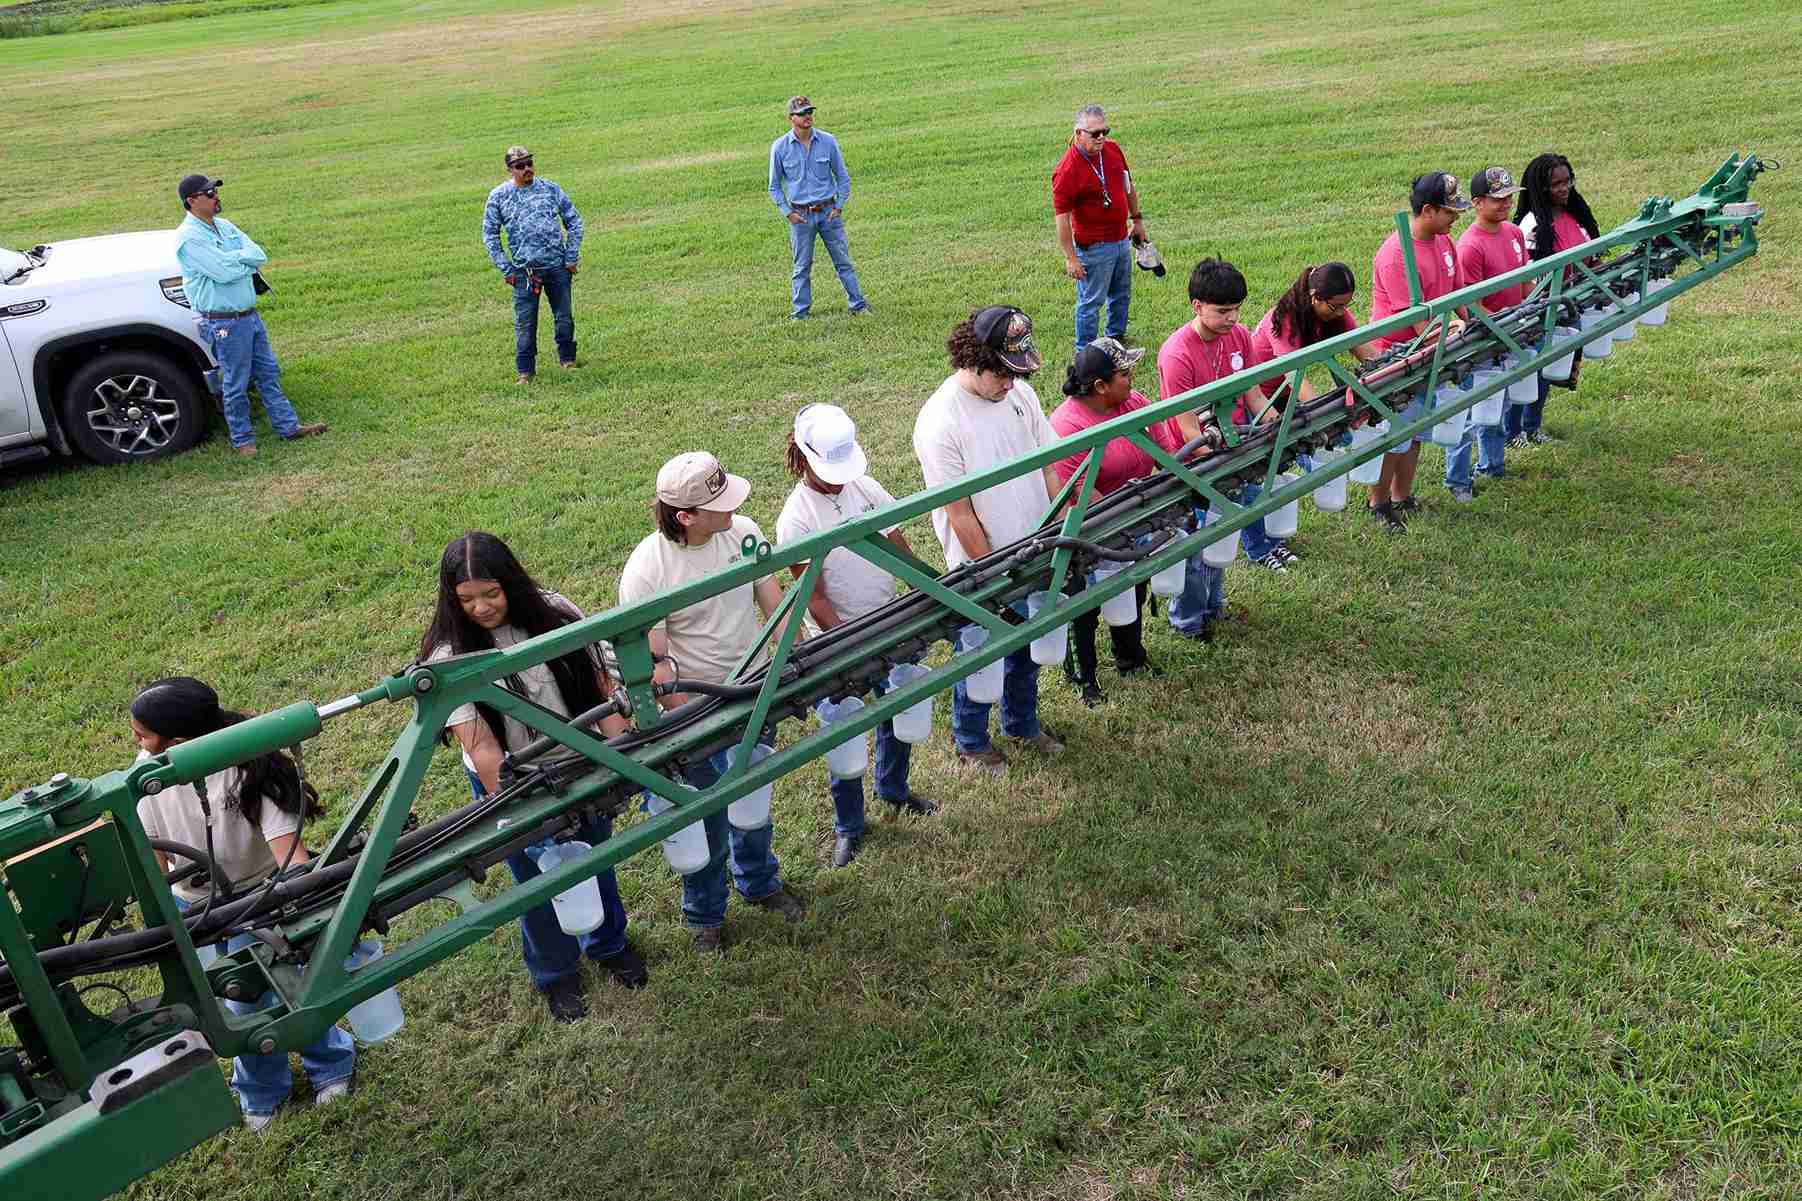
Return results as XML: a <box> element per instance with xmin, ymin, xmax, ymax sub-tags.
<box><xmin>1082</xmin><ymin>145</ymin><xmax>1111</xmax><ymax>208</ymax></box>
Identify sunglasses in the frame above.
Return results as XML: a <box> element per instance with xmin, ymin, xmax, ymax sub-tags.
<box><xmin>1080</xmin><ymin>127</ymin><xmax>1110</xmax><ymax>138</ymax></box>
<box><xmin>196</xmin><ymin>188</ymin><xmax>218</xmax><ymax>199</ymax></box>
<box><xmin>508</xmin><ymin>157</ymin><xmax>534</xmax><ymax>169</ymax></box>
<box><xmin>793</xmin><ymin>108</ymin><xmax>815</xmax><ymax>116</ymax></box>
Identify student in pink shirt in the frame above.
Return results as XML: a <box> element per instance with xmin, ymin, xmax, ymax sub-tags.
<box><xmin>1511</xmin><ymin>153</ymin><xmax>1602</xmax><ymax>447</ymax></box>
<box><xmin>1446</xmin><ymin>166</ymin><xmax>1529</xmax><ymax>498</ymax></box>
<box><xmin>1366</xmin><ymin>172</ymin><xmax>1472</xmax><ymax>533</ymax></box>
<box><xmin>1250</xmin><ymin>261</ymin><xmax>1381</xmax><ymax>405</ymax></box>
<box><xmin>1050</xmin><ymin>337</ymin><xmax>1181</xmax><ymax>702</ymax></box>
<box><xmin>1156</xmin><ymin>258</ymin><xmax>1265</xmax><ymax>639</ymax></box>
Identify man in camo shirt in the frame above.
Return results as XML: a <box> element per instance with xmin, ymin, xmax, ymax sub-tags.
<box><xmin>482</xmin><ymin>144</ymin><xmax>585</xmax><ymax>384</ymax></box>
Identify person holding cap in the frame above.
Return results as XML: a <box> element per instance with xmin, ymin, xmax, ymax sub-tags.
<box><xmin>618</xmin><ymin>451</ymin><xmax>806</xmax><ymax>950</ymax></box>
<box><xmin>1049</xmin><ymin>337</ymin><xmax>1182</xmax><ymax>703</ymax></box>
<box><xmin>1446</xmin><ymin>166</ymin><xmax>1531</xmax><ymax>498</ymax></box>
<box><xmin>173</xmin><ymin>174</ymin><xmax>327</xmax><ymax>457</ymax></box>
<box><xmin>1053</xmin><ymin>104</ymin><xmax>1149</xmax><ymax>347</ymax></box>
<box><xmin>913</xmin><ymin>306</ymin><xmax>1065</xmax><ymax>773</ymax></box>
<box><xmin>768</xmin><ymin>96</ymin><xmax>868</xmax><ymax>321</ymax></box>
<box><xmin>482</xmin><ymin>145</ymin><xmax>585</xmax><ymax>384</ymax></box>
<box><xmin>776</xmin><ymin>404</ymin><xmax>936</xmax><ymax>867</ymax></box>
<box><xmin>1366</xmin><ymin>172</ymin><xmax>1473</xmax><ymax>532</ymax></box>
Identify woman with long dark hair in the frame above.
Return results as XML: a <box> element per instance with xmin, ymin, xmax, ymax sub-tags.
<box><xmin>130</xmin><ymin>676</ymin><xmax>352</xmax><ymax>1131</ymax></box>
<box><xmin>1511</xmin><ymin>153</ymin><xmax>1601</xmax><ymax>447</ymax></box>
<box><xmin>419</xmin><ymin>531</ymin><xmax>645</xmax><ymax>1022</ymax></box>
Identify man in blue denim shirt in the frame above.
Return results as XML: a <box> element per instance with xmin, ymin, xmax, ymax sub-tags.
<box><xmin>768</xmin><ymin>96</ymin><xmax>869</xmax><ymax>321</ymax></box>
<box><xmin>173</xmin><ymin>174</ymin><xmax>327</xmax><ymax>457</ymax></box>
<box><xmin>482</xmin><ymin>145</ymin><xmax>585</xmax><ymax>383</ymax></box>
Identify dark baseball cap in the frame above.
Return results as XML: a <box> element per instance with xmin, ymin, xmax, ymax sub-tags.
<box><xmin>1411</xmin><ymin>171</ymin><xmax>1472</xmax><ymax>212</ymax></box>
<box><xmin>1470</xmin><ymin>165</ymin><xmax>1521</xmax><ymax>200</ymax></box>
<box><xmin>972</xmin><ymin>305</ymin><xmax>1043</xmax><ymax>374</ymax></box>
<box><xmin>177</xmin><ymin>174</ymin><xmax>223</xmax><ymax>203</ymax></box>
<box><xmin>1068</xmin><ymin>337</ymin><xmax>1145</xmax><ymax>391</ymax></box>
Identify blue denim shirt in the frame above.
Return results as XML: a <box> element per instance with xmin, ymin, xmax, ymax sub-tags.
<box><xmin>174</xmin><ymin>213</ymin><xmax>266</xmax><ymax>314</ymax></box>
<box><xmin>482</xmin><ymin>178</ymin><xmax>584</xmax><ymax>272</ymax></box>
<box><xmin>768</xmin><ymin>129</ymin><xmax>851</xmax><ymax>214</ymax></box>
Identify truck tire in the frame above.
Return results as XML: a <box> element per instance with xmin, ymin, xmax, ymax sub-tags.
<box><xmin>60</xmin><ymin>349</ymin><xmax>207</xmax><ymax>465</ymax></box>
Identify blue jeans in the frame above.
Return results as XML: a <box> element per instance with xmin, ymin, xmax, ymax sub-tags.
<box><xmin>1169</xmin><ymin>510</ymin><xmax>1227</xmax><ymax>634</ymax></box>
<box><xmin>198</xmin><ymin>312</ymin><xmax>302</xmax><ymax>448</ymax></box>
<box><xmin>175</xmin><ymin>896</ymin><xmax>356</xmax><ymax>1117</ymax></box>
<box><xmin>1074</xmin><ymin>238</ymin><xmax>1133</xmax><ymax>345</ymax></box>
<box><xmin>788</xmin><ymin>212</ymin><xmax>866</xmax><ymax>317</ymax></box>
<box><xmin>465</xmin><ymin>771</ymin><xmax>628</xmax><ymax>990</ymax></box>
<box><xmin>1236</xmin><ymin>482</ymin><xmax>1284</xmax><ymax>562</ymax></box>
<box><xmin>1504</xmin><ymin>375</ymin><xmax>1546</xmax><ymax>438</ymax></box>
<box><xmin>1446</xmin><ymin>415</ymin><xmax>1508</xmax><ymax>488</ymax></box>
<box><xmin>676</xmin><ymin>748</ymin><xmax>784</xmax><ymax>929</ymax></box>
<box><xmin>823</xmin><ymin>678</ymin><xmax>913</xmax><ymax>838</ymax></box>
<box><xmin>951</xmin><ymin>603</ymin><xmax>1042</xmax><ymax>754</ymax></box>
<box><xmin>512</xmin><ymin>264</ymin><xmax>575</xmax><ymax>374</ymax></box>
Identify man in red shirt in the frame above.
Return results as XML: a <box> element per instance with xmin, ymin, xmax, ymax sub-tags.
<box><xmin>1446</xmin><ymin>166</ymin><xmax>1528</xmax><ymax>497</ymax></box>
<box><xmin>1366</xmin><ymin>171</ymin><xmax>1471</xmax><ymax>532</ymax></box>
<box><xmin>1053</xmin><ymin>105</ymin><xmax>1148</xmax><ymax>348</ymax></box>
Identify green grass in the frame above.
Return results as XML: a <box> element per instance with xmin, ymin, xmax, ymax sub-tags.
<box><xmin>0</xmin><ymin>0</ymin><xmax>335</xmax><ymax>40</ymax></box>
<box><xmin>4</xmin><ymin>0</ymin><xmax>1802</xmax><ymax>1196</ymax></box>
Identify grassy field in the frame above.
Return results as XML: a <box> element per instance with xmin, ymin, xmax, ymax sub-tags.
<box><xmin>4</xmin><ymin>0</ymin><xmax>1802</xmax><ymax>1196</ymax></box>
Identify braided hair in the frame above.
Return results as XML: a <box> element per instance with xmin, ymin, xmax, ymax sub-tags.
<box><xmin>130</xmin><ymin>678</ymin><xmax>323</xmax><ymax>824</ymax></box>
<box><xmin>1269</xmin><ymin>262</ymin><xmax>1357</xmax><ymax>349</ymax></box>
<box><xmin>1515</xmin><ymin>154</ymin><xmax>1600</xmax><ymax>260</ymax></box>
<box><xmin>417</xmin><ymin>532</ymin><xmax>612</xmax><ymax>753</ymax></box>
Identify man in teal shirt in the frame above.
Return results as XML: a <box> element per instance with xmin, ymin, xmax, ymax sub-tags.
<box><xmin>173</xmin><ymin>173</ymin><xmax>326</xmax><ymax>457</ymax></box>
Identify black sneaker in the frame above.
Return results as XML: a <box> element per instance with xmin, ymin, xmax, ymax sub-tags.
<box><xmin>1275</xmin><ymin>545</ymin><xmax>1301</xmax><ymax>565</ymax></box>
<box><xmin>1506</xmin><ymin>434</ymin><xmax>1529</xmax><ymax>450</ymax></box>
<box><xmin>885</xmin><ymin>792</ymin><xmax>939</xmax><ymax>817</ymax></box>
<box><xmin>543</xmin><ymin>977</ymin><xmax>588</xmax><ymax>1023</ymax></box>
<box><xmin>1394</xmin><ymin>496</ymin><xmax>1420</xmax><ymax>516</ymax></box>
<box><xmin>1528</xmin><ymin>430</ymin><xmax>1556</xmax><ymax>445</ymax></box>
<box><xmin>593</xmin><ymin>942</ymin><xmax>648</xmax><ymax>989</ymax></box>
<box><xmin>1368</xmin><ymin>502</ymin><xmax>1407</xmax><ymax>534</ymax></box>
<box><xmin>1254</xmin><ymin>552</ymin><xmax>1288</xmax><ymax>573</ymax></box>
<box><xmin>1076</xmin><ymin>678</ymin><xmax>1105</xmax><ymax>707</ymax></box>
<box><xmin>1115</xmin><ymin>655</ymin><xmax>1161</xmax><ymax>677</ymax></box>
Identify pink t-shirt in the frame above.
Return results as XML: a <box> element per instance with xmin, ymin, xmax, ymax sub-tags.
<box><xmin>1457</xmin><ymin>222</ymin><xmax>1529</xmax><ymax>313</ymax></box>
<box><xmin>1370</xmin><ymin>230</ymin><xmax>1463</xmax><ymax>350</ymax></box>
<box><xmin>1250</xmin><ymin>306</ymin><xmax>1361</xmax><ymax>400</ymax></box>
<box><xmin>1049</xmin><ymin>390</ymin><xmax>1184</xmax><ymax>497</ymax></box>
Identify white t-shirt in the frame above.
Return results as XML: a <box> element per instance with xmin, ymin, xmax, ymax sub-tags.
<box><xmin>776</xmin><ymin>476</ymin><xmax>900</xmax><ymax>632</ymax></box>
<box><xmin>135</xmin><ymin>759</ymin><xmax>300</xmax><ymax>904</ymax></box>
<box><xmin>426</xmin><ymin>592</ymin><xmax>612</xmax><ymax>765</ymax></box>
<box><xmin>618</xmin><ymin>515</ymin><xmax>768</xmax><ymax>686</ymax></box>
<box><xmin>912</xmin><ymin>375</ymin><xmax>1056</xmax><ymax>569</ymax></box>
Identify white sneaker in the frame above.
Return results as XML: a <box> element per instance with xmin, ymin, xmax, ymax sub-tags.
<box><xmin>243</xmin><ymin>1110</ymin><xmax>277</xmax><ymax>1133</ymax></box>
<box><xmin>315</xmin><ymin>1079</ymin><xmax>351</xmax><ymax>1107</ymax></box>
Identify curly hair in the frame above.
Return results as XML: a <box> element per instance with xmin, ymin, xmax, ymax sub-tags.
<box><xmin>946</xmin><ymin>314</ymin><xmax>1014</xmax><ymax>375</ymax></box>
<box><xmin>1514</xmin><ymin>154</ymin><xmax>1601</xmax><ymax>261</ymax></box>
<box><xmin>784</xmin><ymin>432</ymin><xmax>810</xmax><ymax>479</ymax></box>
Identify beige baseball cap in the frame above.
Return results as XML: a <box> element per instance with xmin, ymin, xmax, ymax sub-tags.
<box><xmin>656</xmin><ymin>451</ymin><xmax>752</xmax><ymax>512</ymax></box>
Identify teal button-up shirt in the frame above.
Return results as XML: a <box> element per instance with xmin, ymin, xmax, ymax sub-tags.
<box><xmin>174</xmin><ymin>213</ymin><xmax>267</xmax><ymax>314</ymax></box>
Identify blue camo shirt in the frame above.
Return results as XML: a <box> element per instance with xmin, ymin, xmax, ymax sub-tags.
<box><xmin>767</xmin><ymin>129</ymin><xmax>852</xmax><ymax>214</ymax></box>
<box><xmin>174</xmin><ymin>213</ymin><xmax>267</xmax><ymax>314</ymax></box>
<box><xmin>482</xmin><ymin>178</ymin><xmax>584</xmax><ymax>272</ymax></box>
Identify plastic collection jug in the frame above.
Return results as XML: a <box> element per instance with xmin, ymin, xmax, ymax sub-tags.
<box><xmin>1348</xmin><ymin>421</ymin><xmax>1388</xmax><ymax>484</ymax></box>
<box><xmin>1580</xmin><ymin>307</ymin><xmax>1614</xmax><ymax>358</ymax></box>
<box><xmin>725</xmin><ymin>741</ymin><xmax>774</xmax><ymax>829</ymax></box>
<box><xmin>1089</xmin><ymin>560</ymin><xmax>1139</xmax><ymax>627</ymax></box>
<box><xmin>533</xmin><ymin>841</ymin><xmax>606</xmax><ymax>936</ymax></box>
<box><xmin>1149</xmin><ymin>554</ymin><xmax>1186</xmax><ymax>598</ymax></box>
<box><xmin>1541</xmin><ymin>328</ymin><xmax>1579</xmax><ymax>382</ymax></box>
<box><xmin>1265</xmin><ymin>473</ymin><xmax>1300</xmax><ymax>538</ymax></box>
<box><xmin>1026</xmin><ymin>591</ymin><xmax>1069</xmax><ymax>666</ymax></box>
<box><xmin>342</xmin><ymin>940</ymin><xmax>406</xmax><ymax>1044</ymax></box>
<box><xmin>959</xmin><ymin>625</ymin><xmax>1004</xmax><ymax>703</ymax></box>
<box><xmin>1200</xmin><ymin>507</ymin><xmax>1240</xmax><ymax>567</ymax></box>
<box><xmin>886</xmin><ymin>663</ymin><xmax>934</xmax><ymax>743</ymax></box>
<box><xmin>1506</xmin><ymin>348</ymin><xmax>1540</xmax><ymax>404</ymax></box>
<box><xmin>1308</xmin><ymin>450</ymin><xmax>1347</xmax><ymax>512</ymax></box>
<box><xmin>1467</xmin><ymin>367</ymin><xmax>1505</xmax><ymax>427</ymax></box>
<box><xmin>1640</xmin><ymin>278</ymin><xmax>1672</xmax><ymax>326</ymax></box>
<box><xmin>1430</xmin><ymin>380</ymin><xmax>1468</xmax><ymax>447</ymax></box>
<box><xmin>1611</xmin><ymin>292</ymin><xmax>1639</xmax><ymax>341</ymax></box>
<box><xmin>645</xmin><ymin>794</ymin><xmax>709</xmax><ymax>875</ymax></box>
<box><xmin>815</xmin><ymin>696</ymin><xmax>869</xmax><ymax>780</ymax></box>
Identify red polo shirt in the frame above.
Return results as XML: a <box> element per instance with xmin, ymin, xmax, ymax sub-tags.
<box><xmin>1052</xmin><ymin>141</ymin><xmax>1131</xmax><ymax>245</ymax></box>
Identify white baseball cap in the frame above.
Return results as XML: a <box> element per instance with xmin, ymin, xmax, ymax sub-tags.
<box><xmin>793</xmin><ymin>404</ymin><xmax>868</xmax><ymax>486</ymax></box>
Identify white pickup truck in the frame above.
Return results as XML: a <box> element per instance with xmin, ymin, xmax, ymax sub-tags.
<box><xmin>1</xmin><ymin>231</ymin><xmax>220</xmax><ymax>467</ymax></box>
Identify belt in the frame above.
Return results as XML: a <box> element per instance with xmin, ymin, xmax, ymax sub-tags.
<box><xmin>200</xmin><ymin>308</ymin><xmax>256</xmax><ymax>319</ymax></box>
<box><xmin>793</xmin><ymin>201</ymin><xmax>834</xmax><ymax>213</ymax></box>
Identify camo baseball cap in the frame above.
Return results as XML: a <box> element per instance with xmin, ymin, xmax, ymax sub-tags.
<box><xmin>1411</xmin><ymin>171</ymin><xmax>1472</xmax><ymax>212</ymax></box>
<box><xmin>971</xmin><ymin>305</ymin><xmax>1043</xmax><ymax>374</ymax></box>
<box><xmin>656</xmin><ymin>451</ymin><xmax>752</xmax><ymax>512</ymax></box>
<box><xmin>1470</xmin><ymin>165</ymin><xmax>1522</xmax><ymax>200</ymax></box>
<box><xmin>505</xmin><ymin>144</ymin><xmax>532</xmax><ymax>166</ymax></box>
<box><xmin>787</xmin><ymin>96</ymin><xmax>814</xmax><ymax>115</ymax></box>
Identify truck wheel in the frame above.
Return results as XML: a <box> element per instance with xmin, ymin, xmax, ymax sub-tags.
<box><xmin>59</xmin><ymin>350</ymin><xmax>207</xmax><ymax>464</ymax></box>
